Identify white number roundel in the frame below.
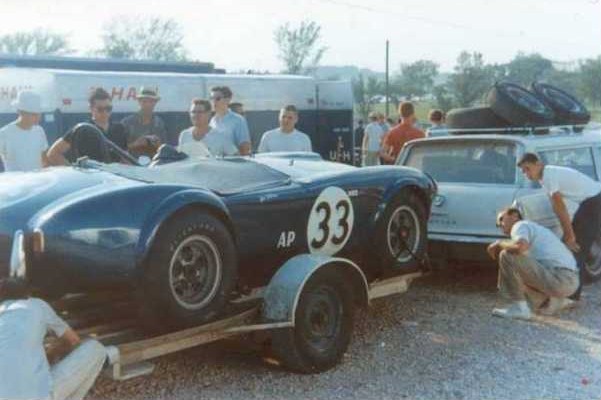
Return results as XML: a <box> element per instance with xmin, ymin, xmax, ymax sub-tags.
<box><xmin>307</xmin><ymin>186</ymin><xmax>354</xmax><ymax>255</ymax></box>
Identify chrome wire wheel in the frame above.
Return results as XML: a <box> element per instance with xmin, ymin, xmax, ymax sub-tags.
<box><xmin>168</xmin><ymin>234</ymin><xmax>222</xmax><ymax>310</ymax></box>
<box><xmin>386</xmin><ymin>205</ymin><xmax>420</xmax><ymax>263</ymax></box>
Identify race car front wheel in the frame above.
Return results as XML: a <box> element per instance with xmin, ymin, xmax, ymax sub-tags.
<box><xmin>138</xmin><ymin>210</ymin><xmax>237</xmax><ymax>330</ymax></box>
<box><xmin>271</xmin><ymin>268</ymin><xmax>355</xmax><ymax>373</ymax></box>
<box><xmin>373</xmin><ymin>190</ymin><xmax>427</xmax><ymax>275</ymax></box>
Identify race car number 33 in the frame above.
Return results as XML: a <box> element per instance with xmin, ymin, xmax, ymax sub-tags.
<box><xmin>307</xmin><ymin>186</ymin><xmax>354</xmax><ymax>255</ymax></box>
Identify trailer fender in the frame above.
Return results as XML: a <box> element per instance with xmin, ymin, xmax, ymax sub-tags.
<box><xmin>262</xmin><ymin>254</ymin><xmax>369</xmax><ymax>325</ymax></box>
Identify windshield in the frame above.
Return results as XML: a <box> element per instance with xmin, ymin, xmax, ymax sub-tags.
<box><xmin>404</xmin><ymin>141</ymin><xmax>517</xmax><ymax>185</ymax></box>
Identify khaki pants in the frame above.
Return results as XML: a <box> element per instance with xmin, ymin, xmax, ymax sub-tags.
<box><xmin>497</xmin><ymin>250</ymin><xmax>579</xmax><ymax>302</ymax></box>
<box><xmin>362</xmin><ymin>151</ymin><xmax>380</xmax><ymax>167</ymax></box>
<box><xmin>51</xmin><ymin>339</ymin><xmax>106</xmax><ymax>400</ymax></box>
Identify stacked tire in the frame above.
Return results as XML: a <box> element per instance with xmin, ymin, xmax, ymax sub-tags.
<box><xmin>446</xmin><ymin>82</ymin><xmax>590</xmax><ymax>133</ymax></box>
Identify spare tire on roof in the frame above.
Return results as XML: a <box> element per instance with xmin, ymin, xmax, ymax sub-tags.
<box><xmin>446</xmin><ymin>106</ymin><xmax>510</xmax><ymax>133</ymax></box>
<box><xmin>487</xmin><ymin>82</ymin><xmax>555</xmax><ymax>127</ymax></box>
<box><xmin>530</xmin><ymin>82</ymin><xmax>590</xmax><ymax>126</ymax></box>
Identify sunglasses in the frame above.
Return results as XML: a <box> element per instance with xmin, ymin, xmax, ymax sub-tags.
<box><xmin>95</xmin><ymin>105</ymin><xmax>113</xmax><ymax>113</ymax></box>
<box><xmin>210</xmin><ymin>96</ymin><xmax>224</xmax><ymax>102</ymax></box>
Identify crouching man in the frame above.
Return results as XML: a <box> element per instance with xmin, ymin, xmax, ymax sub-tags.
<box><xmin>487</xmin><ymin>208</ymin><xmax>579</xmax><ymax>320</ymax></box>
<box><xmin>0</xmin><ymin>278</ymin><xmax>106</xmax><ymax>400</ymax></box>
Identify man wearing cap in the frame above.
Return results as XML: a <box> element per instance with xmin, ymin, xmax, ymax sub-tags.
<box><xmin>121</xmin><ymin>87</ymin><xmax>167</xmax><ymax>157</ymax></box>
<box><xmin>209</xmin><ymin>86</ymin><xmax>251</xmax><ymax>155</ymax></box>
<box><xmin>518</xmin><ymin>152</ymin><xmax>601</xmax><ymax>300</ymax></box>
<box><xmin>0</xmin><ymin>90</ymin><xmax>49</xmax><ymax>172</ymax></box>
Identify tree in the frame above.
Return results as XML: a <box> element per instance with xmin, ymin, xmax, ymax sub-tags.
<box><xmin>274</xmin><ymin>20</ymin><xmax>327</xmax><ymax>75</ymax></box>
<box><xmin>98</xmin><ymin>16</ymin><xmax>187</xmax><ymax>61</ymax></box>
<box><xmin>579</xmin><ymin>56</ymin><xmax>601</xmax><ymax>107</ymax></box>
<box><xmin>393</xmin><ymin>60</ymin><xmax>439</xmax><ymax>99</ymax></box>
<box><xmin>505</xmin><ymin>52</ymin><xmax>554</xmax><ymax>86</ymax></box>
<box><xmin>448</xmin><ymin>51</ymin><xmax>495</xmax><ymax>107</ymax></box>
<box><xmin>0</xmin><ymin>29</ymin><xmax>71</xmax><ymax>56</ymax></box>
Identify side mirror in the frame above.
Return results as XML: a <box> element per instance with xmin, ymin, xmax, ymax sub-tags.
<box><xmin>138</xmin><ymin>156</ymin><xmax>151</xmax><ymax>167</ymax></box>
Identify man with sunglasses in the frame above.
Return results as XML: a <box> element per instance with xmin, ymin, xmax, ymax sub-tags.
<box><xmin>178</xmin><ymin>99</ymin><xmax>235</xmax><ymax>156</ymax></box>
<box><xmin>488</xmin><ymin>207</ymin><xmax>579</xmax><ymax>320</ymax></box>
<box><xmin>47</xmin><ymin>88</ymin><xmax>129</xmax><ymax>165</ymax></box>
<box><xmin>209</xmin><ymin>86</ymin><xmax>251</xmax><ymax>155</ymax></box>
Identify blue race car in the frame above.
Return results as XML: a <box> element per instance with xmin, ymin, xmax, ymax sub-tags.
<box><xmin>1</xmin><ymin>152</ymin><xmax>435</xmax><ymax>332</ymax></box>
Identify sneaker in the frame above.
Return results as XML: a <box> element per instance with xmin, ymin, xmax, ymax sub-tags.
<box><xmin>492</xmin><ymin>302</ymin><xmax>532</xmax><ymax>320</ymax></box>
<box><xmin>539</xmin><ymin>297</ymin><xmax>578</xmax><ymax>316</ymax></box>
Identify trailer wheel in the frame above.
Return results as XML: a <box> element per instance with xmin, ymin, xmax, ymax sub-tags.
<box><xmin>139</xmin><ymin>211</ymin><xmax>237</xmax><ymax>330</ymax></box>
<box><xmin>271</xmin><ymin>268</ymin><xmax>354</xmax><ymax>373</ymax></box>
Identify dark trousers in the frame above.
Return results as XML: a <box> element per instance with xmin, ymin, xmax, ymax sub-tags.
<box><xmin>570</xmin><ymin>191</ymin><xmax>601</xmax><ymax>299</ymax></box>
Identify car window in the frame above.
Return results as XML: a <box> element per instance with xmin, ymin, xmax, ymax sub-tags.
<box><xmin>539</xmin><ymin>147</ymin><xmax>597</xmax><ymax>180</ymax></box>
<box><xmin>403</xmin><ymin>141</ymin><xmax>517</xmax><ymax>184</ymax></box>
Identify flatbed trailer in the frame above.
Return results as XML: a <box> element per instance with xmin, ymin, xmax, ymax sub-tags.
<box><xmin>51</xmin><ymin>270</ymin><xmax>424</xmax><ymax>381</ymax></box>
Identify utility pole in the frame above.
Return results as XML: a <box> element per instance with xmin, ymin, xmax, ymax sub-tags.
<box><xmin>385</xmin><ymin>40</ymin><xmax>390</xmax><ymax>118</ymax></box>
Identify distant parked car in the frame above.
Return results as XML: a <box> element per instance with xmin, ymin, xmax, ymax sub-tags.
<box><xmin>397</xmin><ymin>124</ymin><xmax>601</xmax><ymax>282</ymax></box>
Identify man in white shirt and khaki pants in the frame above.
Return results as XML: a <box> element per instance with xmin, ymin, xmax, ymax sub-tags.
<box><xmin>518</xmin><ymin>152</ymin><xmax>601</xmax><ymax>300</ymax></box>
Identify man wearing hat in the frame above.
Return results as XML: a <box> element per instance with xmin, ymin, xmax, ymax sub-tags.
<box><xmin>0</xmin><ymin>90</ymin><xmax>49</xmax><ymax>172</ymax></box>
<box><xmin>121</xmin><ymin>86</ymin><xmax>167</xmax><ymax>157</ymax></box>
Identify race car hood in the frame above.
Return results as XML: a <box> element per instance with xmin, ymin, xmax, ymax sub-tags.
<box><xmin>0</xmin><ymin>167</ymin><xmax>140</xmax><ymax>277</ymax></box>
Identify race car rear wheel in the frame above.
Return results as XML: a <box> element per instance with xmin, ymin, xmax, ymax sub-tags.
<box><xmin>373</xmin><ymin>190</ymin><xmax>427</xmax><ymax>274</ymax></box>
<box><xmin>271</xmin><ymin>268</ymin><xmax>354</xmax><ymax>373</ymax></box>
<box><xmin>138</xmin><ymin>211</ymin><xmax>237</xmax><ymax>330</ymax></box>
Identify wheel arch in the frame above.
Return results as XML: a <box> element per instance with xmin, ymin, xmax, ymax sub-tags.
<box><xmin>262</xmin><ymin>254</ymin><xmax>369</xmax><ymax>325</ymax></box>
<box><xmin>135</xmin><ymin>189</ymin><xmax>235</xmax><ymax>269</ymax></box>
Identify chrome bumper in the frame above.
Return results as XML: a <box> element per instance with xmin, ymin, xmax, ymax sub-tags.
<box><xmin>9</xmin><ymin>230</ymin><xmax>26</xmax><ymax>278</ymax></box>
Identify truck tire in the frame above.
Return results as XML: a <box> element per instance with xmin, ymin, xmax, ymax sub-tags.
<box><xmin>372</xmin><ymin>190</ymin><xmax>427</xmax><ymax>275</ymax></box>
<box><xmin>530</xmin><ymin>82</ymin><xmax>590</xmax><ymax>128</ymax></box>
<box><xmin>446</xmin><ymin>106</ymin><xmax>510</xmax><ymax>132</ymax></box>
<box><xmin>138</xmin><ymin>211</ymin><xmax>237</xmax><ymax>330</ymax></box>
<box><xmin>487</xmin><ymin>82</ymin><xmax>555</xmax><ymax>127</ymax></box>
<box><xmin>271</xmin><ymin>268</ymin><xmax>354</xmax><ymax>373</ymax></box>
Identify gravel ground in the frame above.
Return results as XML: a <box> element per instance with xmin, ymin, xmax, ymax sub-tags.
<box><xmin>89</xmin><ymin>264</ymin><xmax>601</xmax><ymax>400</ymax></box>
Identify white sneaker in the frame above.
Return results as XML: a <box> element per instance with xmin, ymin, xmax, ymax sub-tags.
<box><xmin>492</xmin><ymin>302</ymin><xmax>532</xmax><ymax>320</ymax></box>
<box><xmin>539</xmin><ymin>297</ymin><xmax>578</xmax><ymax>316</ymax></box>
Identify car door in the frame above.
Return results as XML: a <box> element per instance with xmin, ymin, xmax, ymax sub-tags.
<box><xmin>400</xmin><ymin>138</ymin><xmax>519</xmax><ymax>242</ymax></box>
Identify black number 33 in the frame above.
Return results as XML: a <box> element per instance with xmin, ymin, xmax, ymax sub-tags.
<box><xmin>311</xmin><ymin>199</ymin><xmax>351</xmax><ymax>249</ymax></box>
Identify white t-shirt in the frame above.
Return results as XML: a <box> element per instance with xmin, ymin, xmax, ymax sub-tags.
<box><xmin>0</xmin><ymin>298</ymin><xmax>69</xmax><ymax>400</ymax></box>
<box><xmin>363</xmin><ymin>122</ymin><xmax>385</xmax><ymax>152</ymax></box>
<box><xmin>540</xmin><ymin>165</ymin><xmax>601</xmax><ymax>218</ymax></box>
<box><xmin>178</xmin><ymin>127</ymin><xmax>237</xmax><ymax>157</ymax></box>
<box><xmin>258</xmin><ymin>128</ymin><xmax>312</xmax><ymax>153</ymax></box>
<box><xmin>511</xmin><ymin>220</ymin><xmax>577</xmax><ymax>270</ymax></box>
<box><xmin>0</xmin><ymin>121</ymin><xmax>48</xmax><ymax>172</ymax></box>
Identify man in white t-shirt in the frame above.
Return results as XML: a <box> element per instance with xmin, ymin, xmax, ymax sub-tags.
<box><xmin>361</xmin><ymin>112</ymin><xmax>385</xmax><ymax>166</ymax></box>
<box><xmin>0</xmin><ymin>90</ymin><xmax>49</xmax><ymax>172</ymax></box>
<box><xmin>258</xmin><ymin>105</ymin><xmax>312</xmax><ymax>153</ymax></box>
<box><xmin>0</xmin><ymin>278</ymin><xmax>106</xmax><ymax>400</ymax></box>
<box><xmin>178</xmin><ymin>98</ymin><xmax>235</xmax><ymax>157</ymax></box>
<box><xmin>518</xmin><ymin>152</ymin><xmax>601</xmax><ymax>300</ymax></box>
<box><xmin>487</xmin><ymin>208</ymin><xmax>579</xmax><ymax>320</ymax></box>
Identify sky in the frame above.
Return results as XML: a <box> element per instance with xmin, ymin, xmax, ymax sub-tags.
<box><xmin>0</xmin><ymin>0</ymin><xmax>599</xmax><ymax>73</ymax></box>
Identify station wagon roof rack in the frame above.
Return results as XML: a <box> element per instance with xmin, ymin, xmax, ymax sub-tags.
<box><xmin>447</xmin><ymin>123</ymin><xmax>597</xmax><ymax>136</ymax></box>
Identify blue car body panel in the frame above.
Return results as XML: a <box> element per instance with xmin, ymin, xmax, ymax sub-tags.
<box><xmin>0</xmin><ymin>155</ymin><xmax>435</xmax><ymax>294</ymax></box>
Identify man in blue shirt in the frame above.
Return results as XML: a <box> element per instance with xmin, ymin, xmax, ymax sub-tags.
<box><xmin>209</xmin><ymin>86</ymin><xmax>251</xmax><ymax>155</ymax></box>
